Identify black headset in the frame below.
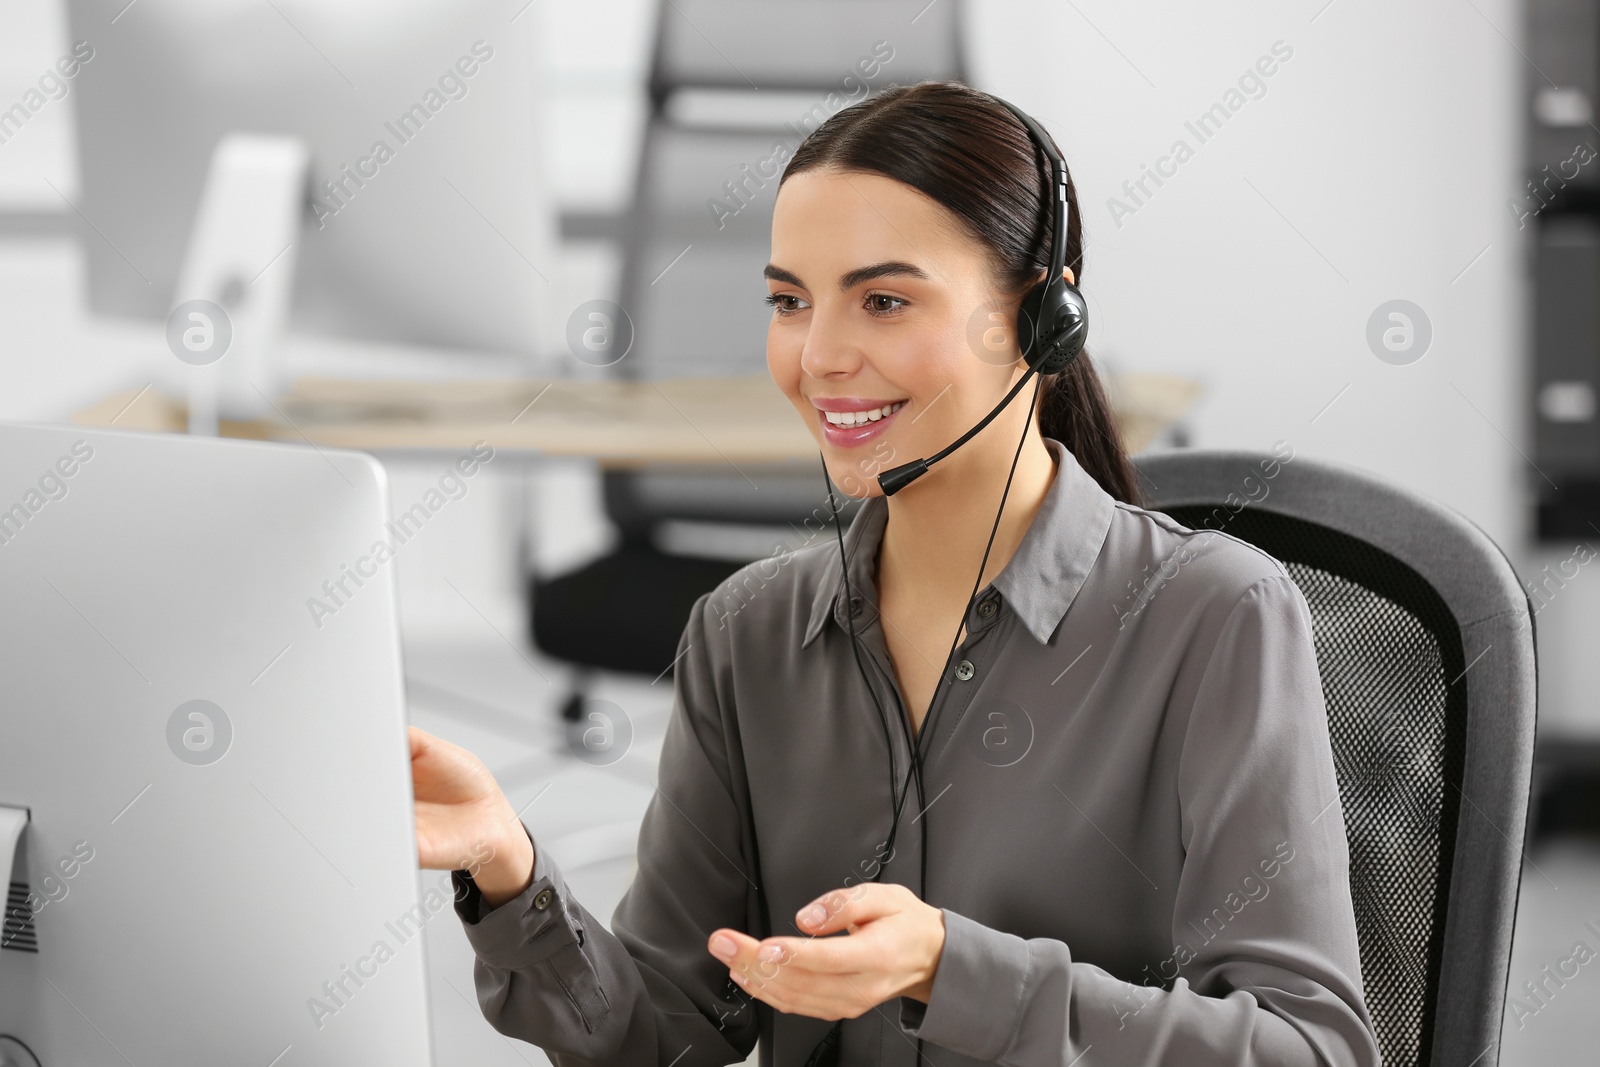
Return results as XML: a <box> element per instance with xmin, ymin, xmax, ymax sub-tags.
<box><xmin>804</xmin><ymin>94</ymin><xmax>1084</xmax><ymax>1067</ymax></box>
<box><xmin>872</xmin><ymin>97</ymin><xmax>1088</xmax><ymax>498</ymax></box>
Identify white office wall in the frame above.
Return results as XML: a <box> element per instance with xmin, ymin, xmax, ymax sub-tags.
<box><xmin>971</xmin><ymin>0</ymin><xmax>1526</xmax><ymax>547</ymax></box>
<box><xmin>974</xmin><ymin>0</ymin><xmax>1600</xmax><ymax>730</ymax></box>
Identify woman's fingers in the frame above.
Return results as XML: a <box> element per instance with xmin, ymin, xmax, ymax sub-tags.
<box><xmin>409</xmin><ymin>725</ymin><xmax>499</xmax><ymax>806</ymax></box>
<box><xmin>407</xmin><ymin>725</ymin><xmax>517</xmax><ymax>871</ymax></box>
<box><xmin>797</xmin><ymin>882</ymin><xmax>907</xmax><ymax>935</ymax></box>
<box><xmin>731</xmin><ymin>965</ymin><xmax>873</xmax><ymax>1020</ymax></box>
<box><xmin>751</xmin><ymin>928</ymin><xmax>883</xmax><ymax>976</ymax></box>
<box><xmin>708</xmin><ymin>925</ymin><xmax>878</xmax><ymax>986</ymax></box>
<box><xmin>711</xmin><ymin>926</ymin><xmax>887</xmax><ymax>1020</ymax></box>
<box><xmin>706</xmin><ymin>884</ymin><xmax>936</xmax><ymax>1020</ymax></box>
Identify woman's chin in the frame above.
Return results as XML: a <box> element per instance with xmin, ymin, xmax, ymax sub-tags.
<box><xmin>818</xmin><ymin>456</ymin><xmax>886</xmax><ymax>500</ymax></box>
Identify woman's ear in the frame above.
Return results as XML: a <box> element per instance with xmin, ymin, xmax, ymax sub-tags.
<box><xmin>1027</xmin><ymin>266</ymin><xmax>1076</xmax><ymax>288</ymax></box>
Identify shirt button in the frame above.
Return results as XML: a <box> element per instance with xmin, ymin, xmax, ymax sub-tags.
<box><xmin>976</xmin><ymin>598</ymin><xmax>997</xmax><ymax>619</ymax></box>
<box><xmin>955</xmin><ymin>659</ymin><xmax>975</xmax><ymax>681</ymax></box>
<box><xmin>849</xmin><ymin>595</ymin><xmax>863</xmax><ymax>616</ymax></box>
<box><xmin>533</xmin><ymin>887</ymin><xmax>554</xmax><ymax>910</ymax></box>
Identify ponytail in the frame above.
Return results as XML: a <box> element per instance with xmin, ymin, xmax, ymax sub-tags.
<box><xmin>1038</xmin><ymin>352</ymin><xmax>1145</xmax><ymax>506</ymax></box>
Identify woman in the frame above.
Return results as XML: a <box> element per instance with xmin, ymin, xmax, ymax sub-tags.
<box><xmin>408</xmin><ymin>80</ymin><xmax>1381</xmax><ymax>1066</ymax></box>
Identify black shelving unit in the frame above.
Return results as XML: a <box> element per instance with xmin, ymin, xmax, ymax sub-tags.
<box><xmin>1527</xmin><ymin>0</ymin><xmax>1600</xmax><ymax>539</ymax></box>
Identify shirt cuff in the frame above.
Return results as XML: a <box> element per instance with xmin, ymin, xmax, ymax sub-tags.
<box><xmin>898</xmin><ymin>907</ymin><xmax>1031</xmax><ymax>1061</ymax></box>
<box><xmin>450</xmin><ymin>822</ymin><xmax>585</xmax><ymax>971</ymax></box>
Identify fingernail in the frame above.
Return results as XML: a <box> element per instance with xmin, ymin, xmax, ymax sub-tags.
<box><xmin>710</xmin><ymin>934</ymin><xmax>736</xmax><ymax>960</ymax></box>
<box><xmin>758</xmin><ymin>943</ymin><xmax>782</xmax><ymax>963</ymax></box>
<box><xmin>800</xmin><ymin>904</ymin><xmax>826</xmax><ymax>928</ymax></box>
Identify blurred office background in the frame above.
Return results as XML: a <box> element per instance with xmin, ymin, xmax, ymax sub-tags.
<box><xmin>1</xmin><ymin>0</ymin><xmax>1596</xmax><ymax>1063</ymax></box>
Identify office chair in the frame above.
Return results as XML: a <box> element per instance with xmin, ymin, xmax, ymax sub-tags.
<box><xmin>1133</xmin><ymin>449</ymin><xmax>1538</xmax><ymax>1067</ymax></box>
<box><xmin>532</xmin><ymin>0</ymin><xmax>968</xmax><ymax>718</ymax></box>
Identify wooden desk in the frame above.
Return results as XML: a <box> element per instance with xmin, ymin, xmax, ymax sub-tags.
<box><xmin>72</xmin><ymin>373</ymin><xmax>1202</xmax><ymax>464</ymax></box>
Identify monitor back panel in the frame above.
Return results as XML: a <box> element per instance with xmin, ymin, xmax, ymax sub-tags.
<box><xmin>0</xmin><ymin>423</ymin><xmax>434</xmax><ymax>1065</ymax></box>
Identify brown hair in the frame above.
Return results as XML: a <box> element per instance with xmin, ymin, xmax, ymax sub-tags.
<box><xmin>780</xmin><ymin>80</ymin><xmax>1144</xmax><ymax>507</ymax></box>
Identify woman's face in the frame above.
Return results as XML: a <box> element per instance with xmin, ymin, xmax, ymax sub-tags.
<box><xmin>765</xmin><ymin>167</ymin><xmax>1069</xmax><ymax>498</ymax></box>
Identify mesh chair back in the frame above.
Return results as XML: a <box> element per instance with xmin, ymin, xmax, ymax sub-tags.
<box><xmin>1133</xmin><ymin>449</ymin><xmax>1536</xmax><ymax>1067</ymax></box>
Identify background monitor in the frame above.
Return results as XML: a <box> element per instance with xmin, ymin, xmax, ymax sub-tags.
<box><xmin>63</xmin><ymin>0</ymin><xmax>556</xmax><ymax>359</ymax></box>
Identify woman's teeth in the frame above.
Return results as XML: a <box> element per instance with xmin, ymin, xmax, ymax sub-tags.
<box><xmin>823</xmin><ymin>400</ymin><xmax>906</xmax><ymax>427</ymax></box>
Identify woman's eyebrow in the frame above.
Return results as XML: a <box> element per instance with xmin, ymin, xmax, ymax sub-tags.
<box><xmin>762</xmin><ymin>261</ymin><xmax>930</xmax><ymax>291</ymax></box>
<box><xmin>763</xmin><ymin>264</ymin><xmax>805</xmax><ymax>287</ymax></box>
<box><xmin>839</xmin><ymin>261</ymin><xmax>929</xmax><ymax>290</ymax></box>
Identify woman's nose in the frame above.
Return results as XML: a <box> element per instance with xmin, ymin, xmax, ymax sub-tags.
<box><xmin>798</xmin><ymin>307</ymin><xmax>866</xmax><ymax>379</ymax></box>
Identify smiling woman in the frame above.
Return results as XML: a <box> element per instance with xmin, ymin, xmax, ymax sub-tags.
<box><xmin>418</xmin><ymin>79</ymin><xmax>1381</xmax><ymax>1067</ymax></box>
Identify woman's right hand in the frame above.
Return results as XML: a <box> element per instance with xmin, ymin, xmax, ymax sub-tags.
<box><xmin>409</xmin><ymin>724</ymin><xmax>536</xmax><ymax>908</ymax></box>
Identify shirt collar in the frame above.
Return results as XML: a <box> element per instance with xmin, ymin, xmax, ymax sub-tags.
<box><xmin>801</xmin><ymin>436</ymin><xmax>1118</xmax><ymax>649</ymax></box>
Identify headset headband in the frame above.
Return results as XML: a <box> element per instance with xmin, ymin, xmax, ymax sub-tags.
<box><xmin>992</xmin><ymin>98</ymin><xmax>1068</xmax><ymax>293</ymax></box>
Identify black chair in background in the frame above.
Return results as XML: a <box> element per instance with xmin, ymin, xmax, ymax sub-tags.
<box><xmin>1134</xmin><ymin>449</ymin><xmax>1538</xmax><ymax>1067</ymax></box>
<box><xmin>532</xmin><ymin>0</ymin><xmax>967</xmax><ymax>719</ymax></box>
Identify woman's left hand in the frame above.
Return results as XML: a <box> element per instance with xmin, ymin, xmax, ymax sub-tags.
<box><xmin>706</xmin><ymin>882</ymin><xmax>947</xmax><ymax>1020</ymax></box>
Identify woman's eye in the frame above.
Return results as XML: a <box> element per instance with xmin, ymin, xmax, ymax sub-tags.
<box><xmin>764</xmin><ymin>293</ymin><xmax>809</xmax><ymax>315</ymax></box>
<box><xmin>866</xmin><ymin>293</ymin><xmax>906</xmax><ymax>315</ymax></box>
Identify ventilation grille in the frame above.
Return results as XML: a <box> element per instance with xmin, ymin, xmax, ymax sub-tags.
<box><xmin>2</xmin><ymin>881</ymin><xmax>37</xmax><ymax>953</ymax></box>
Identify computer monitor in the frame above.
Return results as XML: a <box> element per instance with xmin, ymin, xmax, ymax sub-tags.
<box><xmin>0</xmin><ymin>422</ymin><xmax>437</xmax><ymax>1065</ymax></box>
<box><xmin>63</xmin><ymin>0</ymin><xmax>556</xmax><ymax>360</ymax></box>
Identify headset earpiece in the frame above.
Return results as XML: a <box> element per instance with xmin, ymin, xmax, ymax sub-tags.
<box><xmin>1018</xmin><ymin>273</ymin><xmax>1088</xmax><ymax>376</ymax></box>
<box><xmin>999</xmin><ymin>97</ymin><xmax>1088</xmax><ymax>378</ymax></box>
<box><xmin>874</xmin><ymin>93</ymin><xmax>1085</xmax><ymax>498</ymax></box>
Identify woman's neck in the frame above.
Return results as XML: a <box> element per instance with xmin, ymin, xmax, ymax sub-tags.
<box><xmin>877</xmin><ymin>432</ymin><xmax>1059</xmax><ymax>604</ymax></box>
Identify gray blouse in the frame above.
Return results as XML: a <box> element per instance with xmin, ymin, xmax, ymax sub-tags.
<box><xmin>451</xmin><ymin>436</ymin><xmax>1381</xmax><ymax>1066</ymax></box>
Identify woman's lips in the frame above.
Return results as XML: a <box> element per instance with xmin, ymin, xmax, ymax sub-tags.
<box><xmin>817</xmin><ymin>401</ymin><xmax>906</xmax><ymax>447</ymax></box>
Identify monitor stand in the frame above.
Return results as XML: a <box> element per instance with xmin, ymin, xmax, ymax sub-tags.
<box><xmin>172</xmin><ymin>134</ymin><xmax>309</xmax><ymax>435</ymax></box>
